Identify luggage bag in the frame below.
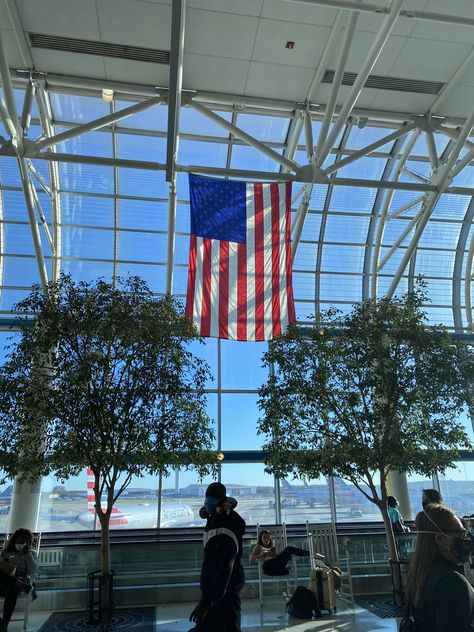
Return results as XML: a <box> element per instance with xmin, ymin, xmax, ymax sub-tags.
<box><xmin>310</xmin><ymin>567</ymin><xmax>337</xmax><ymax>615</ymax></box>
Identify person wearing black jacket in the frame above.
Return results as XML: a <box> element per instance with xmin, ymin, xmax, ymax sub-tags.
<box><xmin>189</xmin><ymin>482</ymin><xmax>246</xmax><ymax>632</ymax></box>
<box><xmin>406</xmin><ymin>504</ymin><xmax>474</xmax><ymax>631</ymax></box>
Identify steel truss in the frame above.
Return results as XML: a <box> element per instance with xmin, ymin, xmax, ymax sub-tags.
<box><xmin>0</xmin><ymin>1</ymin><xmax>473</xmax><ymax>330</ymax></box>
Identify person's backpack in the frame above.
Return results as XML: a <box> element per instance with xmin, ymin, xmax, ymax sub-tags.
<box><xmin>286</xmin><ymin>586</ymin><xmax>319</xmax><ymax>619</ymax></box>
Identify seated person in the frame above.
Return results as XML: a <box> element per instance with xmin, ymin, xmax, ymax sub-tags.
<box><xmin>0</xmin><ymin>529</ymin><xmax>37</xmax><ymax>630</ymax></box>
<box><xmin>250</xmin><ymin>529</ymin><xmax>319</xmax><ymax>576</ymax></box>
<box><xmin>387</xmin><ymin>496</ymin><xmax>410</xmax><ymax>534</ymax></box>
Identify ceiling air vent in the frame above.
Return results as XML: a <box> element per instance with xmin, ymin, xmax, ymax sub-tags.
<box><xmin>28</xmin><ymin>33</ymin><xmax>170</xmax><ymax>65</ymax></box>
<box><xmin>323</xmin><ymin>69</ymin><xmax>443</xmax><ymax>95</ymax></box>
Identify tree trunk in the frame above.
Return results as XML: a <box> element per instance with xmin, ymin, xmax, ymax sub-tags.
<box><xmin>379</xmin><ymin>502</ymin><xmax>404</xmax><ymax>606</ymax></box>
<box><xmin>99</xmin><ymin>512</ymin><xmax>112</xmax><ymax>626</ymax></box>
<box><xmin>379</xmin><ymin>503</ymin><xmax>398</xmax><ymax>561</ymax></box>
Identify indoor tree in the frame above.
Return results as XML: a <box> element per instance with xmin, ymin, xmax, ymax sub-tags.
<box><xmin>258</xmin><ymin>287</ymin><xmax>472</xmax><ymax>562</ymax></box>
<box><xmin>0</xmin><ymin>274</ymin><xmax>216</xmax><ymax>625</ymax></box>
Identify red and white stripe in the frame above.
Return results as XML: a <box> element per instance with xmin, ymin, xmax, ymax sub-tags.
<box><xmin>186</xmin><ymin>181</ymin><xmax>295</xmax><ymax>341</ymax></box>
<box><xmin>86</xmin><ymin>468</ymin><xmax>128</xmax><ymax>525</ymax></box>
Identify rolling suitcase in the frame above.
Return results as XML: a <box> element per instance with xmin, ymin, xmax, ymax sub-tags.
<box><xmin>310</xmin><ymin>567</ymin><xmax>337</xmax><ymax>615</ymax></box>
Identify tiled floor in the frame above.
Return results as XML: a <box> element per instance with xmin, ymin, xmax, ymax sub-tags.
<box><xmin>157</xmin><ymin>598</ymin><xmax>398</xmax><ymax>632</ymax></box>
<box><xmin>10</xmin><ymin>597</ymin><xmax>399</xmax><ymax>631</ymax></box>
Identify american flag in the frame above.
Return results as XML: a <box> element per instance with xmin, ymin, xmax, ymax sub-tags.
<box><xmin>185</xmin><ymin>173</ymin><xmax>295</xmax><ymax>341</ymax></box>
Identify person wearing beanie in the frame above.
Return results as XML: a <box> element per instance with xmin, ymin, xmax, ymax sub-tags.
<box><xmin>189</xmin><ymin>482</ymin><xmax>246</xmax><ymax>632</ymax></box>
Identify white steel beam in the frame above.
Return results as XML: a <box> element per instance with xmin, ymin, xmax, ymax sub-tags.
<box><xmin>442</xmin><ymin>128</ymin><xmax>474</xmax><ymax>151</ymax></box>
<box><xmin>18</xmin><ymin>157</ymin><xmax>49</xmax><ymax>287</ymax></box>
<box><xmin>452</xmin><ymin>146</ymin><xmax>474</xmax><ymax>178</ymax></box>
<box><xmin>425</xmin><ymin>127</ymin><xmax>439</xmax><ymax>170</ymax></box>
<box><xmin>402</xmin><ymin>166</ymin><xmax>429</xmax><ymax>184</ymax></box>
<box><xmin>386</xmin><ymin>103</ymin><xmax>474</xmax><ymax>298</ymax></box>
<box><xmin>12</xmin><ymin>70</ymin><xmax>470</xmax><ymax>128</ymax></box>
<box><xmin>316</xmin><ymin>0</ymin><xmax>403</xmax><ymax>168</ymax></box>
<box><xmin>305</xmin><ymin>10</ymin><xmax>345</xmax><ymax>103</ymax></box>
<box><xmin>291</xmin><ymin>182</ymin><xmax>312</xmax><ymax>262</ymax></box>
<box><xmin>378</xmin><ymin>208</ymin><xmax>425</xmax><ymax>271</ymax></box>
<box><xmin>316</xmin><ymin>9</ymin><xmax>358</xmax><ymax>161</ymax></box>
<box><xmin>27</xmin><ymin>159</ymin><xmax>52</xmax><ymax>195</ymax></box>
<box><xmin>0</xmin><ymin>30</ymin><xmax>21</xmax><ymax>140</ymax></box>
<box><xmin>453</xmin><ymin>197</ymin><xmax>474</xmax><ymax>331</ymax></box>
<box><xmin>281</xmin><ymin>108</ymin><xmax>304</xmax><ymax>172</ymax></box>
<box><xmin>29</xmin><ymin>178</ymin><xmax>54</xmax><ymax>253</ymax></box>
<box><xmin>430</xmin><ymin>48</ymin><xmax>474</xmax><ymax>115</ymax></box>
<box><xmin>325</xmin><ymin>120</ymin><xmax>417</xmax><ymax>175</ymax></box>
<box><xmin>370</xmin><ymin>129</ymin><xmax>420</xmax><ymax>298</ymax></box>
<box><xmin>304</xmin><ymin>111</ymin><xmax>314</xmax><ymax>159</ymax></box>
<box><xmin>283</xmin><ymin>0</ymin><xmax>474</xmax><ymax>28</ymax></box>
<box><xmin>0</xmin><ymin>95</ymin><xmax>17</xmax><ymax>138</ymax></box>
<box><xmin>465</xmin><ymin>233</ymin><xmax>474</xmax><ymax>330</ymax></box>
<box><xmin>20</xmin><ymin>81</ymin><xmax>35</xmax><ymax>134</ymax></box>
<box><xmin>362</xmin><ymin>135</ymin><xmax>406</xmax><ymax>300</ymax></box>
<box><xmin>386</xmin><ymin>194</ymin><xmax>424</xmax><ymax>221</ymax></box>
<box><xmin>0</xmin><ymin>28</ymin><xmax>49</xmax><ymax>288</ymax></box>
<box><xmin>35</xmin><ymin>82</ymin><xmax>61</xmax><ymax>282</ymax></box>
<box><xmin>4</xmin><ymin>0</ymin><xmax>33</xmax><ymax>68</ymax></box>
<box><xmin>166</xmin><ymin>0</ymin><xmax>186</xmax><ymax>182</ymax></box>
<box><xmin>16</xmin><ymin>150</ymin><xmax>474</xmax><ymax>195</ymax></box>
<box><xmin>36</xmin><ymin>97</ymin><xmax>162</xmax><ymax>150</ymax></box>
<box><xmin>166</xmin><ymin>180</ymin><xmax>177</xmax><ymax>294</ymax></box>
<box><xmin>189</xmin><ymin>100</ymin><xmax>300</xmax><ymax>173</ymax></box>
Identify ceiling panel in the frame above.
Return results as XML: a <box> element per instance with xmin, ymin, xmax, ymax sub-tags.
<box><xmin>185</xmin><ymin>8</ymin><xmax>258</xmax><ymax>59</ymax></box>
<box><xmin>18</xmin><ymin>0</ymin><xmax>101</xmax><ymax>39</ymax></box>
<box><xmin>103</xmin><ymin>57</ymin><xmax>169</xmax><ymax>85</ymax></box>
<box><xmin>97</xmin><ymin>0</ymin><xmax>171</xmax><ymax>49</ymax></box>
<box><xmin>252</xmin><ymin>19</ymin><xmax>330</xmax><ymax>68</ymax></box>
<box><xmin>354</xmin><ymin>0</ymin><xmax>426</xmax><ymax>36</ymax></box>
<box><xmin>183</xmin><ymin>53</ymin><xmax>250</xmax><ymax>94</ymax></box>
<box><xmin>388</xmin><ymin>38</ymin><xmax>472</xmax><ymax>83</ymax></box>
<box><xmin>261</xmin><ymin>0</ymin><xmax>338</xmax><ymax>28</ymax></box>
<box><xmin>244</xmin><ymin>61</ymin><xmax>315</xmax><ymax>100</ymax></box>
<box><xmin>429</xmin><ymin>85</ymin><xmax>474</xmax><ymax>119</ymax></box>
<box><xmin>31</xmin><ymin>49</ymin><xmax>107</xmax><ymax>79</ymax></box>
<box><xmin>0</xmin><ymin>28</ymin><xmax>25</xmax><ymax>69</ymax></box>
<box><xmin>187</xmin><ymin>0</ymin><xmax>263</xmax><ymax>16</ymax></box>
<box><xmin>370</xmin><ymin>90</ymin><xmax>435</xmax><ymax>115</ymax></box>
<box><xmin>324</xmin><ymin>32</ymin><xmax>408</xmax><ymax>76</ymax></box>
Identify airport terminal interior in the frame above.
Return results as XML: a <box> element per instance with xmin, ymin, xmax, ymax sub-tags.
<box><xmin>1</xmin><ymin>0</ymin><xmax>474</xmax><ymax>629</ymax></box>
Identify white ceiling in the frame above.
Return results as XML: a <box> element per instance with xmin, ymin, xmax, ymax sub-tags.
<box><xmin>0</xmin><ymin>0</ymin><xmax>473</xmax><ymax>119</ymax></box>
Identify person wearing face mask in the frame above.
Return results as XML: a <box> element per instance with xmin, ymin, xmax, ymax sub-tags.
<box><xmin>405</xmin><ymin>504</ymin><xmax>474</xmax><ymax>631</ymax></box>
<box><xmin>189</xmin><ymin>482</ymin><xmax>246</xmax><ymax>632</ymax></box>
<box><xmin>0</xmin><ymin>528</ymin><xmax>37</xmax><ymax>630</ymax></box>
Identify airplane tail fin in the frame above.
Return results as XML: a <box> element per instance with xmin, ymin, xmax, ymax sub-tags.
<box><xmin>281</xmin><ymin>479</ymin><xmax>298</xmax><ymax>499</ymax></box>
<box><xmin>86</xmin><ymin>468</ymin><xmax>95</xmax><ymax>514</ymax></box>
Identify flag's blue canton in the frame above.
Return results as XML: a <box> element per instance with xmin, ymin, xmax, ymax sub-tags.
<box><xmin>189</xmin><ymin>173</ymin><xmax>247</xmax><ymax>244</ymax></box>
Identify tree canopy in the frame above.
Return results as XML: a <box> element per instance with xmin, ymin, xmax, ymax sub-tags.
<box><xmin>258</xmin><ymin>289</ymin><xmax>472</xmax><ymax>508</ymax></box>
<box><xmin>0</xmin><ymin>274</ymin><xmax>216</xmax><ymax>497</ymax></box>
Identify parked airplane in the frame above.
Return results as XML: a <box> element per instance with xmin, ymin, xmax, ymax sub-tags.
<box><xmin>0</xmin><ymin>486</ymin><xmax>13</xmax><ymax>515</ymax></box>
<box><xmin>75</xmin><ymin>470</ymin><xmax>195</xmax><ymax>529</ymax></box>
<box><xmin>280</xmin><ymin>477</ymin><xmax>371</xmax><ymax>515</ymax></box>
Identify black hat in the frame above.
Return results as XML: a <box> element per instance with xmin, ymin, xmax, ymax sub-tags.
<box><xmin>205</xmin><ymin>482</ymin><xmax>227</xmax><ymax>499</ymax></box>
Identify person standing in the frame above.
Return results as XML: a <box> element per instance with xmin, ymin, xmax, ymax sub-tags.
<box><xmin>406</xmin><ymin>504</ymin><xmax>474</xmax><ymax>631</ymax></box>
<box><xmin>189</xmin><ymin>482</ymin><xmax>246</xmax><ymax>632</ymax></box>
<box><xmin>422</xmin><ymin>488</ymin><xmax>443</xmax><ymax>509</ymax></box>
